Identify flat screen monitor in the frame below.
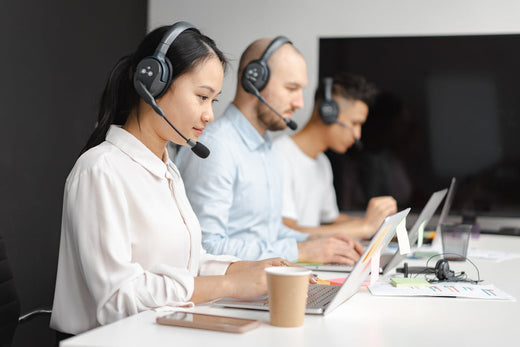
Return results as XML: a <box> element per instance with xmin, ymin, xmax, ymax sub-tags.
<box><xmin>319</xmin><ymin>34</ymin><xmax>520</xmax><ymax>219</ymax></box>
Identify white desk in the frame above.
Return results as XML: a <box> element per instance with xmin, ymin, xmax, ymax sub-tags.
<box><xmin>61</xmin><ymin>235</ymin><xmax>520</xmax><ymax>347</ymax></box>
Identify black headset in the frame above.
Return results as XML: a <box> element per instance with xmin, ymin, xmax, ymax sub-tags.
<box><xmin>131</xmin><ymin>22</ymin><xmax>210</xmax><ymax>159</ymax></box>
<box><xmin>399</xmin><ymin>255</ymin><xmax>481</xmax><ymax>284</ymax></box>
<box><xmin>241</xmin><ymin>36</ymin><xmax>292</xmax><ymax>95</ymax></box>
<box><xmin>434</xmin><ymin>259</ymin><xmax>455</xmax><ymax>281</ymax></box>
<box><xmin>319</xmin><ymin>77</ymin><xmax>340</xmax><ymax>125</ymax></box>
<box><xmin>432</xmin><ymin>256</ymin><xmax>480</xmax><ymax>283</ymax></box>
<box><xmin>133</xmin><ymin>21</ymin><xmax>194</xmax><ymax>99</ymax></box>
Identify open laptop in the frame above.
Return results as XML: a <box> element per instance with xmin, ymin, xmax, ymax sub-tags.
<box><xmin>431</xmin><ymin>177</ymin><xmax>457</xmax><ymax>250</ymax></box>
<box><xmin>213</xmin><ymin>208</ymin><xmax>410</xmax><ymax>315</ymax></box>
<box><xmin>382</xmin><ymin>187</ymin><xmax>448</xmax><ymax>275</ymax></box>
<box><xmin>304</xmin><ymin>188</ymin><xmax>449</xmax><ymax>274</ymax></box>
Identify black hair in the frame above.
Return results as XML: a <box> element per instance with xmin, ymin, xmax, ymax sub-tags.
<box><xmin>314</xmin><ymin>73</ymin><xmax>378</xmax><ymax>107</ymax></box>
<box><xmin>80</xmin><ymin>24</ymin><xmax>228</xmax><ymax>155</ymax></box>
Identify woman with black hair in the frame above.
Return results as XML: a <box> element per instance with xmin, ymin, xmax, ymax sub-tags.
<box><xmin>50</xmin><ymin>23</ymin><xmax>291</xmax><ymax>336</ymax></box>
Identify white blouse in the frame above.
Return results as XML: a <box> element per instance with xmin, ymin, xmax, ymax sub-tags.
<box><xmin>50</xmin><ymin>126</ymin><xmax>238</xmax><ymax>335</ymax></box>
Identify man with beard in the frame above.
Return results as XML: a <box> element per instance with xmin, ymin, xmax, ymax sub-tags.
<box><xmin>176</xmin><ymin>37</ymin><xmax>363</xmax><ymax>264</ymax></box>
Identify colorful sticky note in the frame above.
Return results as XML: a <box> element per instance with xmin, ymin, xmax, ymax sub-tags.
<box><xmin>328</xmin><ymin>278</ymin><xmax>346</xmax><ymax>285</ymax></box>
<box><xmin>390</xmin><ymin>277</ymin><xmax>431</xmax><ymax>288</ymax></box>
<box><xmin>316</xmin><ymin>278</ymin><xmax>331</xmax><ymax>285</ymax></box>
<box><xmin>395</xmin><ymin>218</ymin><xmax>411</xmax><ymax>255</ymax></box>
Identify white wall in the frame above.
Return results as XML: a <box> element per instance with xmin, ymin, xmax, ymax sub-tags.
<box><xmin>149</xmin><ymin>0</ymin><xmax>520</xmax><ymax>126</ymax></box>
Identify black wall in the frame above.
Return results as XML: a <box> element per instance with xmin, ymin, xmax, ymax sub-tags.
<box><xmin>1</xmin><ymin>2</ymin><xmax>147</xmax><ymax>346</ymax></box>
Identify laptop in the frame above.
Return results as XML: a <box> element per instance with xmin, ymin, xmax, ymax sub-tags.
<box><xmin>213</xmin><ymin>208</ymin><xmax>410</xmax><ymax>315</ymax></box>
<box><xmin>382</xmin><ymin>187</ymin><xmax>448</xmax><ymax>275</ymax></box>
<box><xmin>304</xmin><ymin>188</ymin><xmax>449</xmax><ymax>274</ymax></box>
<box><xmin>431</xmin><ymin>177</ymin><xmax>457</xmax><ymax>250</ymax></box>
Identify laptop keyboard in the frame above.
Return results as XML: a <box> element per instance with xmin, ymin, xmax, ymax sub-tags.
<box><xmin>306</xmin><ymin>284</ymin><xmax>341</xmax><ymax>308</ymax></box>
<box><xmin>217</xmin><ymin>284</ymin><xmax>341</xmax><ymax>310</ymax></box>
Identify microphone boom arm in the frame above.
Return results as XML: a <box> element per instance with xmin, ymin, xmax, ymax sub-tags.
<box><xmin>134</xmin><ymin>80</ymin><xmax>209</xmax><ymax>158</ymax></box>
<box><xmin>244</xmin><ymin>80</ymin><xmax>298</xmax><ymax>131</ymax></box>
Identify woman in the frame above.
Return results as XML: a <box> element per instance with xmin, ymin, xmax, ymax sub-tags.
<box><xmin>50</xmin><ymin>23</ymin><xmax>293</xmax><ymax>336</ymax></box>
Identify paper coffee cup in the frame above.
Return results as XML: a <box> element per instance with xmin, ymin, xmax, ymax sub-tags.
<box><xmin>265</xmin><ymin>266</ymin><xmax>311</xmax><ymax>327</ymax></box>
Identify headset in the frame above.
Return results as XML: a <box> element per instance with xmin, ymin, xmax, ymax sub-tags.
<box><xmin>240</xmin><ymin>36</ymin><xmax>298</xmax><ymax>130</ymax></box>
<box><xmin>318</xmin><ymin>76</ymin><xmax>363</xmax><ymax>150</ymax></box>
<box><xmin>132</xmin><ymin>21</ymin><xmax>209</xmax><ymax>158</ymax></box>
<box><xmin>134</xmin><ymin>21</ymin><xmax>194</xmax><ymax>99</ymax></box>
<box><xmin>319</xmin><ymin>77</ymin><xmax>340</xmax><ymax>125</ymax></box>
<box><xmin>433</xmin><ymin>259</ymin><xmax>455</xmax><ymax>281</ymax></box>
<box><xmin>398</xmin><ymin>254</ymin><xmax>481</xmax><ymax>284</ymax></box>
<box><xmin>241</xmin><ymin>36</ymin><xmax>292</xmax><ymax>94</ymax></box>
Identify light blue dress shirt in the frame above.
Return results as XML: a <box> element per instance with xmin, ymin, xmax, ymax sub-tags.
<box><xmin>175</xmin><ymin>104</ymin><xmax>309</xmax><ymax>261</ymax></box>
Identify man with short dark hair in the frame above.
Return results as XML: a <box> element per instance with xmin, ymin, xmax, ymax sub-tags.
<box><xmin>274</xmin><ymin>73</ymin><xmax>397</xmax><ymax>239</ymax></box>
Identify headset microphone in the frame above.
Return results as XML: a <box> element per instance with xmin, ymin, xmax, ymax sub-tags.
<box><xmin>241</xmin><ymin>35</ymin><xmax>298</xmax><ymax>131</ymax></box>
<box><xmin>133</xmin><ymin>22</ymin><xmax>210</xmax><ymax>159</ymax></box>
<box><xmin>334</xmin><ymin>120</ymin><xmax>364</xmax><ymax>150</ymax></box>
<box><xmin>134</xmin><ymin>80</ymin><xmax>210</xmax><ymax>158</ymax></box>
<box><xmin>243</xmin><ymin>79</ymin><xmax>298</xmax><ymax>131</ymax></box>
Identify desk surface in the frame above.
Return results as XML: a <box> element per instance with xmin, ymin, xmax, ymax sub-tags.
<box><xmin>61</xmin><ymin>235</ymin><xmax>520</xmax><ymax>347</ymax></box>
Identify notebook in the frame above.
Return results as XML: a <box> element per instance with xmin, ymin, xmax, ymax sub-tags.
<box><xmin>212</xmin><ymin>208</ymin><xmax>410</xmax><ymax>315</ymax></box>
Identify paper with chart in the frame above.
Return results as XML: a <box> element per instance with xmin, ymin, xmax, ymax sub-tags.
<box><xmin>368</xmin><ymin>281</ymin><xmax>514</xmax><ymax>300</ymax></box>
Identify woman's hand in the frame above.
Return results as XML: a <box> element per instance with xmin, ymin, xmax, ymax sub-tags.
<box><xmin>225</xmin><ymin>258</ymin><xmax>314</xmax><ymax>299</ymax></box>
<box><xmin>192</xmin><ymin>258</ymin><xmax>315</xmax><ymax>304</ymax></box>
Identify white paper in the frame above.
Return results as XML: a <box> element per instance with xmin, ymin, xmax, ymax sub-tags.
<box><xmin>369</xmin><ymin>281</ymin><xmax>514</xmax><ymax>300</ymax></box>
<box><xmin>395</xmin><ymin>218</ymin><xmax>411</xmax><ymax>255</ymax></box>
<box><xmin>370</xmin><ymin>249</ymin><xmax>381</xmax><ymax>286</ymax></box>
<box><xmin>417</xmin><ymin>220</ymin><xmax>426</xmax><ymax>248</ymax></box>
<box><xmin>467</xmin><ymin>248</ymin><xmax>520</xmax><ymax>262</ymax></box>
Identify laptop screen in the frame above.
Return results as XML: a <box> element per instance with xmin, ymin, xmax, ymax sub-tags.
<box><xmin>325</xmin><ymin>208</ymin><xmax>410</xmax><ymax>315</ymax></box>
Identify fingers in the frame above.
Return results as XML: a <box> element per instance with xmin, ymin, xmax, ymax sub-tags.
<box><xmin>368</xmin><ymin>196</ymin><xmax>397</xmax><ymax>215</ymax></box>
<box><xmin>365</xmin><ymin>197</ymin><xmax>398</xmax><ymax>234</ymax></box>
<box><xmin>263</xmin><ymin>257</ymin><xmax>298</xmax><ymax>267</ymax></box>
<box><xmin>328</xmin><ymin>255</ymin><xmax>356</xmax><ymax>266</ymax></box>
<box><xmin>314</xmin><ymin>236</ymin><xmax>360</xmax><ymax>264</ymax></box>
<box><xmin>353</xmin><ymin>239</ymin><xmax>365</xmax><ymax>255</ymax></box>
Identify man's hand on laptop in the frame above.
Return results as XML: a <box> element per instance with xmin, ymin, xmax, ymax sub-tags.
<box><xmin>363</xmin><ymin>196</ymin><xmax>398</xmax><ymax>237</ymax></box>
<box><xmin>297</xmin><ymin>234</ymin><xmax>364</xmax><ymax>265</ymax></box>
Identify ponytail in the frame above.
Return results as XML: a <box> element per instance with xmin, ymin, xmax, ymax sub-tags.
<box><xmin>80</xmin><ymin>54</ymin><xmax>138</xmax><ymax>155</ymax></box>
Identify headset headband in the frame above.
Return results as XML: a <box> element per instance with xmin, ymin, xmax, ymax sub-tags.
<box><xmin>154</xmin><ymin>21</ymin><xmax>195</xmax><ymax>81</ymax></box>
<box><xmin>260</xmin><ymin>36</ymin><xmax>292</xmax><ymax>63</ymax></box>
<box><xmin>324</xmin><ymin>77</ymin><xmax>334</xmax><ymax>101</ymax></box>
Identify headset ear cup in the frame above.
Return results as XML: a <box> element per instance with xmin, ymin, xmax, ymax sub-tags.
<box><xmin>319</xmin><ymin>99</ymin><xmax>340</xmax><ymax>125</ymax></box>
<box><xmin>134</xmin><ymin>56</ymin><xmax>169</xmax><ymax>98</ymax></box>
<box><xmin>154</xmin><ymin>57</ymin><xmax>173</xmax><ymax>99</ymax></box>
<box><xmin>242</xmin><ymin>60</ymin><xmax>270</xmax><ymax>94</ymax></box>
<box><xmin>435</xmin><ymin>260</ymin><xmax>451</xmax><ymax>281</ymax></box>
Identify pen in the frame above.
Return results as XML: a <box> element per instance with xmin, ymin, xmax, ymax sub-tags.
<box><xmin>313</xmin><ymin>273</ymin><xmax>331</xmax><ymax>285</ymax></box>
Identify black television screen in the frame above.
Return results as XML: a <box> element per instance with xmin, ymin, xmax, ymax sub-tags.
<box><xmin>319</xmin><ymin>34</ymin><xmax>520</xmax><ymax>218</ymax></box>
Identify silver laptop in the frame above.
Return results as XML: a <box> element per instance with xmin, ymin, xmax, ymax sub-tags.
<box><xmin>304</xmin><ymin>188</ymin><xmax>449</xmax><ymax>274</ymax></box>
<box><xmin>300</xmin><ymin>247</ymin><xmax>394</xmax><ymax>273</ymax></box>
<box><xmin>213</xmin><ymin>208</ymin><xmax>410</xmax><ymax>315</ymax></box>
<box><xmin>382</xmin><ymin>187</ymin><xmax>449</xmax><ymax>275</ymax></box>
<box><xmin>431</xmin><ymin>177</ymin><xmax>457</xmax><ymax>249</ymax></box>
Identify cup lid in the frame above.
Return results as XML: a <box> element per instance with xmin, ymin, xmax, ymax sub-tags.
<box><xmin>265</xmin><ymin>266</ymin><xmax>311</xmax><ymax>276</ymax></box>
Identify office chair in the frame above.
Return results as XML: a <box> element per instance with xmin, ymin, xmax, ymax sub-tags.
<box><xmin>0</xmin><ymin>232</ymin><xmax>51</xmax><ymax>347</ymax></box>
